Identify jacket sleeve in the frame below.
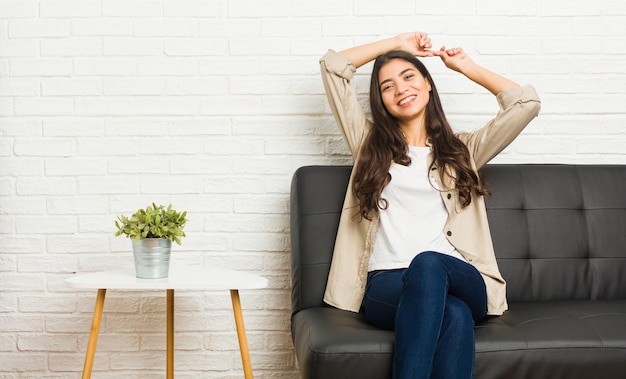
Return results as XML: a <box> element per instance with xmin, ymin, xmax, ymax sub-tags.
<box><xmin>319</xmin><ymin>49</ymin><xmax>371</xmax><ymax>158</ymax></box>
<box><xmin>460</xmin><ymin>85</ymin><xmax>541</xmax><ymax>169</ymax></box>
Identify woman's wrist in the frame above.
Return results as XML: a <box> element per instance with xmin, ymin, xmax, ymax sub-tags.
<box><xmin>457</xmin><ymin>60</ymin><xmax>481</xmax><ymax>79</ymax></box>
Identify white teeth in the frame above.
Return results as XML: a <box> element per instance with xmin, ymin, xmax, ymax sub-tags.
<box><xmin>399</xmin><ymin>95</ymin><xmax>416</xmax><ymax>106</ymax></box>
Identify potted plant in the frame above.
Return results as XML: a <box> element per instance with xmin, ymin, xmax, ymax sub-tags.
<box><xmin>115</xmin><ymin>203</ymin><xmax>187</xmax><ymax>279</ymax></box>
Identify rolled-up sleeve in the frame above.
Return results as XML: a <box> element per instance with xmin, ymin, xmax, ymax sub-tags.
<box><xmin>462</xmin><ymin>85</ymin><xmax>541</xmax><ymax>168</ymax></box>
<box><xmin>320</xmin><ymin>50</ymin><xmax>371</xmax><ymax>158</ymax></box>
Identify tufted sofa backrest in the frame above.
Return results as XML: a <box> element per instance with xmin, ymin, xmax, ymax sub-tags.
<box><xmin>290</xmin><ymin>165</ymin><xmax>626</xmax><ymax>315</ymax></box>
<box><xmin>482</xmin><ymin>164</ymin><xmax>626</xmax><ymax>302</ymax></box>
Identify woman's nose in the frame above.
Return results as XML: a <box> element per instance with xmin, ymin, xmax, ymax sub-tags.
<box><xmin>395</xmin><ymin>83</ymin><xmax>408</xmax><ymax>95</ymax></box>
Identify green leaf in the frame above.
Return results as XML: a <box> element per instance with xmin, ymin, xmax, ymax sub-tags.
<box><xmin>114</xmin><ymin>203</ymin><xmax>187</xmax><ymax>244</ymax></box>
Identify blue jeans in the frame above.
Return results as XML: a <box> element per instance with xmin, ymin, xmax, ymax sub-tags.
<box><xmin>363</xmin><ymin>251</ymin><xmax>487</xmax><ymax>379</ymax></box>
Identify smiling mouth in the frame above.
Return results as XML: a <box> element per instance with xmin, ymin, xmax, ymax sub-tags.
<box><xmin>398</xmin><ymin>95</ymin><xmax>416</xmax><ymax>106</ymax></box>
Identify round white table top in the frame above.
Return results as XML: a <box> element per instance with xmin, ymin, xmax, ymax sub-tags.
<box><xmin>65</xmin><ymin>264</ymin><xmax>268</xmax><ymax>291</ymax></box>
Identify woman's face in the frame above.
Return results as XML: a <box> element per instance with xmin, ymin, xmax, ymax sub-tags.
<box><xmin>378</xmin><ymin>58</ymin><xmax>431</xmax><ymax>122</ymax></box>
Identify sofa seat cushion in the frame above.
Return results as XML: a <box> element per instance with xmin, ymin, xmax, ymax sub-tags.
<box><xmin>291</xmin><ymin>307</ymin><xmax>393</xmax><ymax>379</ymax></box>
<box><xmin>475</xmin><ymin>300</ymin><xmax>626</xmax><ymax>378</ymax></box>
<box><xmin>292</xmin><ymin>300</ymin><xmax>626</xmax><ymax>379</ymax></box>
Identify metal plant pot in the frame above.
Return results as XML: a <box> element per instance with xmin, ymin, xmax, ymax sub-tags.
<box><xmin>132</xmin><ymin>238</ymin><xmax>172</xmax><ymax>279</ymax></box>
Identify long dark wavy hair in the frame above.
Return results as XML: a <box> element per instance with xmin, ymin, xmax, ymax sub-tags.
<box><xmin>353</xmin><ymin>50</ymin><xmax>489</xmax><ymax>221</ymax></box>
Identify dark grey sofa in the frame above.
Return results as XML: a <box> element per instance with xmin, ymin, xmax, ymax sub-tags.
<box><xmin>290</xmin><ymin>164</ymin><xmax>626</xmax><ymax>379</ymax></box>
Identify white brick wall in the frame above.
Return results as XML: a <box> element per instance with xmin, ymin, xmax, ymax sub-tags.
<box><xmin>1</xmin><ymin>0</ymin><xmax>625</xmax><ymax>377</ymax></box>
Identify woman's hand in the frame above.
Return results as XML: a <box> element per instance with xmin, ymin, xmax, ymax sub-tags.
<box><xmin>436</xmin><ymin>46</ymin><xmax>475</xmax><ymax>73</ymax></box>
<box><xmin>396</xmin><ymin>32</ymin><xmax>437</xmax><ymax>57</ymax></box>
<box><xmin>436</xmin><ymin>46</ymin><xmax>518</xmax><ymax>95</ymax></box>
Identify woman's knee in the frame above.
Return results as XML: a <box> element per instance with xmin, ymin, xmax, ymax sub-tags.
<box><xmin>403</xmin><ymin>252</ymin><xmax>447</xmax><ymax>285</ymax></box>
<box><xmin>407</xmin><ymin>251</ymin><xmax>444</xmax><ymax>272</ymax></box>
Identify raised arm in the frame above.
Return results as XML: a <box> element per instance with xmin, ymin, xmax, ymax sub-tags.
<box><xmin>436</xmin><ymin>46</ymin><xmax>518</xmax><ymax>96</ymax></box>
<box><xmin>340</xmin><ymin>32</ymin><xmax>437</xmax><ymax>69</ymax></box>
<box><xmin>440</xmin><ymin>46</ymin><xmax>540</xmax><ymax>167</ymax></box>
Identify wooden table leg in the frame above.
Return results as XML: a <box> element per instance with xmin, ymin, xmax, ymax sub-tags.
<box><xmin>167</xmin><ymin>289</ymin><xmax>174</xmax><ymax>379</ymax></box>
<box><xmin>82</xmin><ymin>288</ymin><xmax>106</xmax><ymax>379</ymax></box>
<box><xmin>230</xmin><ymin>289</ymin><xmax>253</xmax><ymax>379</ymax></box>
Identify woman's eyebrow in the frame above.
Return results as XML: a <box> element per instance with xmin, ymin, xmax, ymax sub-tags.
<box><xmin>379</xmin><ymin>78</ymin><xmax>392</xmax><ymax>87</ymax></box>
<box><xmin>379</xmin><ymin>68</ymin><xmax>417</xmax><ymax>87</ymax></box>
<box><xmin>399</xmin><ymin>68</ymin><xmax>416</xmax><ymax>76</ymax></box>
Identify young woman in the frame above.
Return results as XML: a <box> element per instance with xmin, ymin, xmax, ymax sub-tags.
<box><xmin>319</xmin><ymin>32</ymin><xmax>541</xmax><ymax>378</ymax></box>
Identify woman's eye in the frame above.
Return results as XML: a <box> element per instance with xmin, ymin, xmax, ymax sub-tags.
<box><xmin>382</xmin><ymin>84</ymin><xmax>393</xmax><ymax>92</ymax></box>
<box><xmin>404</xmin><ymin>74</ymin><xmax>414</xmax><ymax>80</ymax></box>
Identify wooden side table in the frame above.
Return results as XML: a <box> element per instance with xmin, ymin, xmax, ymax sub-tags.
<box><xmin>65</xmin><ymin>265</ymin><xmax>268</xmax><ymax>379</ymax></box>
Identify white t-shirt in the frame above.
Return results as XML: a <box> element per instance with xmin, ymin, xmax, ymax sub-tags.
<box><xmin>368</xmin><ymin>146</ymin><xmax>467</xmax><ymax>271</ymax></box>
